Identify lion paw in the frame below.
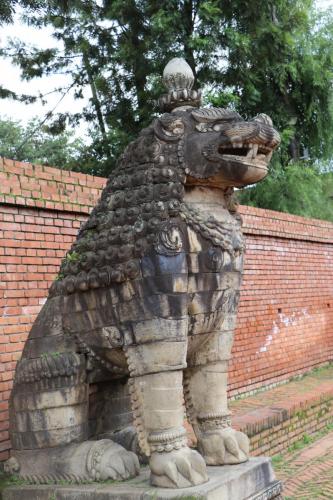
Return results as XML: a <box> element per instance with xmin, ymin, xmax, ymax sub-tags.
<box><xmin>150</xmin><ymin>447</ymin><xmax>208</xmax><ymax>488</ymax></box>
<box><xmin>87</xmin><ymin>439</ymin><xmax>140</xmax><ymax>481</ymax></box>
<box><xmin>198</xmin><ymin>427</ymin><xmax>249</xmax><ymax>465</ymax></box>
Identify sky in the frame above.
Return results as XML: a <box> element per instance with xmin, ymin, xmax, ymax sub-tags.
<box><xmin>0</xmin><ymin>8</ymin><xmax>91</xmax><ymax>136</ymax></box>
<box><xmin>0</xmin><ymin>0</ymin><xmax>332</xmax><ymax>138</ymax></box>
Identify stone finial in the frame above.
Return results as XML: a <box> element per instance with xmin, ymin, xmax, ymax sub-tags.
<box><xmin>158</xmin><ymin>57</ymin><xmax>202</xmax><ymax>112</ymax></box>
<box><xmin>163</xmin><ymin>58</ymin><xmax>194</xmax><ymax>92</ymax></box>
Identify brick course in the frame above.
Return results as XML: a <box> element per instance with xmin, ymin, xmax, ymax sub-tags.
<box><xmin>0</xmin><ymin>157</ymin><xmax>332</xmax><ymax>461</ymax></box>
<box><xmin>231</xmin><ymin>364</ymin><xmax>333</xmax><ymax>457</ymax></box>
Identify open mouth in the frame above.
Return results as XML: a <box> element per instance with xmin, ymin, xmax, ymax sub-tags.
<box><xmin>218</xmin><ymin>143</ymin><xmax>273</xmax><ymax>164</ymax></box>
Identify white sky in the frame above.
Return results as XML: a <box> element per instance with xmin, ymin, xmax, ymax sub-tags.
<box><xmin>0</xmin><ymin>8</ymin><xmax>91</xmax><ymax>137</ymax></box>
<box><xmin>0</xmin><ymin>0</ymin><xmax>332</xmax><ymax>138</ymax></box>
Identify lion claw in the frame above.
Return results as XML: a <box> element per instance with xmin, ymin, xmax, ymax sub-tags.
<box><xmin>198</xmin><ymin>427</ymin><xmax>250</xmax><ymax>465</ymax></box>
<box><xmin>150</xmin><ymin>447</ymin><xmax>208</xmax><ymax>488</ymax></box>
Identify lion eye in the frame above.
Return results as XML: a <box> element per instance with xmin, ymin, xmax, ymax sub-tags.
<box><xmin>195</xmin><ymin>123</ymin><xmax>209</xmax><ymax>132</ymax></box>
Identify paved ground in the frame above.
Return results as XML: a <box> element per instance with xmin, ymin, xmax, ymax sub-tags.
<box><xmin>274</xmin><ymin>430</ymin><xmax>333</xmax><ymax>499</ymax></box>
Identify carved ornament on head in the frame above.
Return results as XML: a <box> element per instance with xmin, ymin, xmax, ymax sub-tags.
<box><xmin>158</xmin><ymin>57</ymin><xmax>202</xmax><ymax>112</ymax></box>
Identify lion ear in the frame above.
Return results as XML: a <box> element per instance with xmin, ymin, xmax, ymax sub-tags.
<box><xmin>153</xmin><ymin>116</ymin><xmax>184</xmax><ymax>142</ymax></box>
<box><xmin>252</xmin><ymin>113</ymin><xmax>273</xmax><ymax>126</ymax></box>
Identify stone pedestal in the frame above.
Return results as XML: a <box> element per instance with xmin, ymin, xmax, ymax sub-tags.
<box><xmin>3</xmin><ymin>457</ymin><xmax>282</xmax><ymax>499</ymax></box>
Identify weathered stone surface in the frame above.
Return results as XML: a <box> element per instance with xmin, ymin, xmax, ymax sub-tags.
<box><xmin>6</xmin><ymin>57</ymin><xmax>280</xmax><ymax>489</ymax></box>
<box><xmin>3</xmin><ymin>458</ymin><xmax>283</xmax><ymax>499</ymax></box>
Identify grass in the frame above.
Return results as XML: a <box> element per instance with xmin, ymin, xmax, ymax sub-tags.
<box><xmin>272</xmin><ymin>421</ymin><xmax>333</xmax><ymax>475</ymax></box>
<box><xmin>287</xmin><ymin>432</ymin><xmax>314</xmax><ymax>453</ymax></box>
<box><xmin>270</xmin><ymin>422</ymin><xmax>333</xmax><ymax>500</ymax></box>
<box><xmin>271</xmin><ymin>454</ymin><xmax>284</xmax><ymax>466</ymax></box>
<box><xmin>0</xmin><ymin>473</ymin><xmax>27</xmax><ymax>495</ymax></box>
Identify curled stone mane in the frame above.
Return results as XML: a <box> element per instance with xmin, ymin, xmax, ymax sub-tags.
<box><xmin>50</xmin><ymin>119</ymin><xmax>186</xmax><ymax>297</ymax></box>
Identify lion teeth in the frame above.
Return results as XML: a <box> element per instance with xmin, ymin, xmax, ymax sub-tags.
<box><xmin>252</xmin><ymin>144</ymin><xmax>258</xmax><ymax>158</ymax></box>
<box><xmin>246</xmin><ymin>144</ymin><xmax>258</xmax><ymax>158</ymax></box>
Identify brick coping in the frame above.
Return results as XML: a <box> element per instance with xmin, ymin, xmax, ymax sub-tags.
<box><xmin>0</xmin><ymin>157</ymin><xmax>105</xmax><ymax>214</ymax></box>
<box><xmin>231</xmin><ymin>364</ymin><xmax>333</xmax><ymax>453</ymax></box>
<box><xmin>1</xmin><ymin>157</ymin><xmax>333</xmax><ymax>243</ymax></box>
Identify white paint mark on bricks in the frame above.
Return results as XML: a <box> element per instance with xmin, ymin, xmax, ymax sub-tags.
<box><xmin>257</xmin><ymin>308</ymin><xmax>309</xmax><ymax>354</ymax></box>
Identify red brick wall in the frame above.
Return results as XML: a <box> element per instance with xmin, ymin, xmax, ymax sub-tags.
<box><xmin>230</xmin><ymin>206</ymin><xmax>333</xmax><ymax>397</ymax></box>
<box><xmin>1</xmin><ymin>157</ymin><xmax>333</xmax><ymax>461</ymax></box>
<box><xmin>0</xmin><ymin>158</ymin><xmax>104</xmax><ymax>461</ymax></box>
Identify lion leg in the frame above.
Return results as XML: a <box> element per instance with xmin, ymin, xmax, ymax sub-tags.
<box><xmin>185</xmin><ymin>330</ymin><xmax>250</xmax><ymax>465</ymax></box>
<box><xmin>6</xmin><ymin>297</ymin><xmax>139</xmax><ymax>483</ymax></box>
<box><xmin>89</xmin><ymin>377</ymin><xmax>145</xmax><ymax>461</ymax></box>
<box><xmin>7</xmin><ymin>349</ymin><xmax>95</xmax><ymax>481</ymax></box>
<box><xmin>126</xmin><ymin>332</ymin><xmax>208</xmax><ymax>488</ymax></box>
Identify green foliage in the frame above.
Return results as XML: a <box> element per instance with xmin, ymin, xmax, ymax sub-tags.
<box><xmin>0</xmin><ymin>1</ymin><xmax>22</xmax><ymax>25</ymax></box>
<box><xmin>287</xmin><ymin>433</ymin><xmax>315</xmax><ymax>453</ymax></box>
<box><xmin>0</xmin><ymin>0</ymin><xmax>333</xmax><ymax>222</ymax></box>
<box><xmin>64</xmin><ymin>251</ymin><xmax>80</xmax><ymax>262</ymax></box>
<box><xmin>0</xmin><ymin>116</ymin><xmax>97</xmax><ymax>173</ymax></box>
<box><xmin>209</xmin><ymin>2</ymin><xmax>333</xmax><ymax>163</ymax></box>
<box><xmin>271</xmin><ymin>454</ymin><xmax>283</xmax><ymax>466</ymax></box>
<box><xmin>238</xmin><ymin>163</ymin><xmax>333</xmax><ymax>222</ymax></box>
<box><xmin>0</xmin><ymin>472</ymin><xmax>26</xmax><ymax>492</ymax></box>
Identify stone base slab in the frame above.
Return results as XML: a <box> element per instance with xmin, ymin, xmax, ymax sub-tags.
<box><xmin>3</xmin><ymin>457</ymin><xmax>283</xmax><ymax>500</ymax></box>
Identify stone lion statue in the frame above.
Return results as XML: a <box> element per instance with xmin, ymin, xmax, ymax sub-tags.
<box><xmin>5</xmin><ymin>58</ymin><xmax>280</xmax><ymax>489</ymax></box>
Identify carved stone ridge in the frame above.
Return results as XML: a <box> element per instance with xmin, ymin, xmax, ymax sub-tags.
<box><xmin>148</xmin><ymin>427</ymin><xmax>188</xmax><ymax>453</ymax></box>
<box><xmin>197</xmin><ymin>412</ymin><xmax>232</xmax><ymax>431</ymax></box>
<box><xmin>86</xmin><ymin>439</ymin><xmax>112</xmax><ymax>481</ymax></box>
<box><xmin>14</xmin><ymin>352</ymin><xmax>84</xmax><ymax>384</ymax></box>
<box><xmin>247</xmin><ymin>480</ymin><xmax>283</xmax><ymax>500</ymax></box>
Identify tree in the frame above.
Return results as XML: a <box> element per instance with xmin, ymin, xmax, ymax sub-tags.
<box><xmin>0</xmin><ymin>1</ymin><xmax>41</xmax><ymax>102</ymax></box>
<box><xmin>0</xmin><ymin>116</ymin><xmax>98</xmax><ymax>173</ymax></box>
<box><xmin>211</xmin><ymin>2</ymin><xmax>333</xmax><ymax>221</ymax></box>
<box><xmin>0</xmin><ymin>1</ymin><xmax>42</xmax><ymax>24</ymax></box>
<box><xmin>2</xmin><ymin>1</ymin><xmax>225</xmax><ymax>174</ymax></box>
<box><xmin>239</xmin><ymin>162</ymin><xmax>333</xmax><ymax>222</ymax></box>
<box><xmin>1</xmin><ymin>1</ymin><xmax>333</xmax><ymax>218</ymax></box>
<box><xmin>208</xmin><ymin>2</ymin><xmax>333</xmax><ymax>164</ymax></box>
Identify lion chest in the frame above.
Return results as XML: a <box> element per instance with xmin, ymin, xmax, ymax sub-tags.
<box><xmin>61</xmin><ymin>203</ymin><xmax>243</xmax><ymax>367</ymax></box>
<box><xmin>185</xmin><ymin>226</ymin><xmax>243</xmax><ymax>337</ymax></box>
